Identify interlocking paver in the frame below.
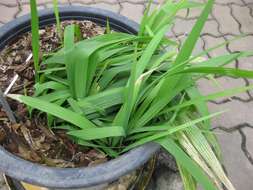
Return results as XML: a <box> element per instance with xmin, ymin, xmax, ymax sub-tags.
<box><xmin>173</xmin><ymin>18</ymin><xmax>196</xmax><ymax>36</ymax></box>
<box><xmin>0</xmin><ymin>5</ymin><xmax>18</xmax><ymax>23</ymax></box>
<box><xmin>198</xmin><ymin>77</ymin><xmax>249</xmax><ymax>100</ymax></box>
<box><xmin>20</xmin><ymin>0</ymin><xmax>69</xmax><ymax>4</ymax></box>
<box><xmin>212</xmin><ymin>4</ymin><xmax>240</xmax><ymax>35</ymax></box>
<box><xmin>215</xmin><ymin>129</ymin><xmax>253</xmax><ymax>190</ymax></box>
<box><xmin>228</xmin><ymin>34</ymin><xmax>253</xmax><ymax>52</ymax></box>
<box><xmin>202</xmin><ymin>20</ymin><xmax>220</xmax><ymax>36</ymax></box>
<box><xmin>231</xmin><ymin>5</ymin><xmax>253</xmax><ymax>34</ymax></box>
<box><xmin>238</xmin><ymin>56</ymin><xmax>253</xmax><ymax>70</ymax></box>
<box><xmin>0</xmin><ymin>1</ymin><xmax>17</xmax><ymax>6</ymax></box>
<box><xmin>242</xmin><ymin>127</ymin><xmax>253</xmax><ymax>161</ymax></box>
<box><xmin>69</xmin><ymin>0</ymin><xmax>93</xmax><ymax>5</ymax></box>
<box><xmin>215</xmin><ymin>0</ymin><xmax>245</xmax><ymax>5</ymax></box>
<box><xmin>209</xmin><ymin>101</ymin><xmax>253</xmax><ymax>128</ymax></box>
<box><xmin>243</xmin><ymin>0</ymin><xmax>253</xmax><ymax>4</ymax></box>
<box><xmin>120</xmin><ymin>2</ymin><xmax>144</xmax><ymax>23</ymax></box>
<box><xmin>87</xmin><ymin>2</ymin><xmax>121</xmax><ymax>13</ymax></box>
<box><xmin>202</xmin><ymin>35</ymin><xmax>229</xmax><ymax>57</ymax></box>
<box><xmin>17</xmin><ymin>4</ymin><xmax>46</xmax><ymax>18</ymax></box>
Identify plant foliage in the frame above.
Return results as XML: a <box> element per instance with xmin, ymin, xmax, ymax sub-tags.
<box><xmin>9</xmin><ymin>0</ymin><xmax>253</xmax><ymax>189</ymax></box>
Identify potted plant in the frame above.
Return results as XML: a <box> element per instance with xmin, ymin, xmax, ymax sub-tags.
<box><xmin>0</xmin><ymin>0</ymin><xmax>252</xmax><ymax>189</ymax></box>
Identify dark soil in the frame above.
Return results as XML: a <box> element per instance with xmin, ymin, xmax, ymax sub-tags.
<box><xmin>0</xmin><ymin>20</ymin><xmax>108</xmax><ymax>168</ymax></box>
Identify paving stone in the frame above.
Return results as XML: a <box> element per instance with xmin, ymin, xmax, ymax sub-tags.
<box><xmin>95</xmin><ymin>0</ymin><xmax>118</xmax><ymax>3</ymax></box>
<box><xmin>187</xmin><ymin>7</ymin><xmax>203</xmax><ymax>18</ymax></box>
<box><xmin>88</xmin><ymin>3</ymin><xmax>121</xmax><ymax>13</ymax></box>
<box><xmin>215</xmin><ymin>0</ymin><xmax>245</xmax><ymax>5</ymax></box>
<box><xmin>192</xmin><ymin>36</ymin><xmax>205</xmax><ymax>54</ymax></box>
<box><xmin>238</xmin><ymin>56</ymin><xmax>253</xmax><ymax>70</ymax></box>
<box><xmin>0</xmin><ymin>5</ymin><xmax>18</xmax><ymax>23</ymax></box>
<box><xmin>70</xmin><ymin>1</ymin><xmax>94</xmax><ymax>5</ymax></box>
<box><xmin>120</xmin><ymin>2</ymin><xmax>144</xmax><ymax>23</ymax></box>
<box><xmin>212</xmin><ymin>4</ymin><xmax>240</xmax><ymax>35</ymax></box>
<box><xmin>209</xmin><ymin>100</ymin><xmax>253</xmax><ymax>128</ymax></box>
<box><xmin>215</xmin><ymin>129</ymin><xmax>253</xmax><ymax>190</ymax></box>
<box><xmin>244</xmin><ymin>0</ymin><xmax>253</xmax><ymax>4</ymax></box>
<box><xmin>202</xmin><ymin>20</ymin><xmax>220</xmax><ymax>36</ymax></box>
<box><xmin>176</xmin><ymin>9</ymin><xmax>188</xmax><ymax>18</ymax></box>
<box><xmin>202</xmin><ymin>35</ymin><xmax>229</xmax><ymax>57</ymax></box>
<box><xmin>228</xmin><ymin>35</ymin><xmax>253</xmax><ymax>52</ymax></box>
<box><xmin>16</xmin><ymin>4</ymin><xmax>46</xmax><ymax>18</ymax></box>
<box><xmin>197</xmin><ymin>77</ymin><xmax>249</xmax><ymax>99</ymax></box>
<box><xmin>20</xmin><ymin>0</ymin><xmax>69</xmax><ymax>4</ymax></box>
<box><xmin>231</xmin><ymin>5</ymin><xmax>253</xmax><ymax>34</ymax></box>
<box><xmin>0</xmin><ymin>1</ymin><xmax>17</xmax><ymax>6</ymax></box>
<box><xmin>242</xmin><ymin>127</ymin><xmax>253</xmax><ymax>159</ymax></box>
<box><xmin>173</xmin><ymin>18</ymin><xmax>196</xmax><ymax>36</ymax></box>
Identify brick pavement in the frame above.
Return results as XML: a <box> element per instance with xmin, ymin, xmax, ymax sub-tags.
<box><xmin>0</xmin><ymin>0</ymin><xmax>253</xmax><ymax>190</ymax></box>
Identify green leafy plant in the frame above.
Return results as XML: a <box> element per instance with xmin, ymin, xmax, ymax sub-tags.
<box><xmin>9</xmin><ymin>0</ymin><xmax>253</xmax><ymax>189</ymax></box>
<box><xmin>29</xmin><ymin>0</ymin><xmax>40</xmax><ymax>82</ymax></box>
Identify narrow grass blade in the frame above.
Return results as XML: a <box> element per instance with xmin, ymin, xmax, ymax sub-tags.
<box><xmin>30</xmin><ymin>0</ymin><xmax>40</xmax><ymax>82</ymax></box>
<box><xmin>157</xmin><ymin>138</ymin><xmax>217</xmax><ymax>190</ymax></box>
<box><xmin>185</xmin><ymin>126</ymin><xmax>235</xmax><ymax>190</ymax></box>
<box><xmin>53</xmin><ymin>0</ymin><xmax>62</xmax><ymax>40</ymax></box>
<box><xmin>177</xmin><ymin>163</ymin><xmax>197</xmax><ymax>190</ymax></box>
<box><xmin>123</xmin><ymin>111</ymin><xmax>225</xmax><ymax>152</ymax></box>
<box><xmin>174</xmin><ymin>0</ymin><xmax>214</xmax><ymax>66</ymax></box>
<box><xmin>34</xmin><ymin>81</ymin><xmax>67</xmax><ymax>96</ymax></box>
<box><xmin>165</xmin><ymin>84</ymin><xmax>253</xmax><ymax>112</ymax></box>
<box><xmin>68</xmin><ymin>126</ymin><xmax>126</xmax><ymax>140</ymax></box>
<box><xmin>186</xmin><ymin>86</ymin><xmax>222</xmax><ymax>160</ymax></box>
<box><xmin>8</xmin><ymin>94</ymin><xmax>96</xmax><ymax>129</ymax></box>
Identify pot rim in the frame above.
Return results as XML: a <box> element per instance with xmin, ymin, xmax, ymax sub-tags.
<box><xmin>0</xmin><ymin>6</ymin><xmax>160</xmax><ymax>189</ymax></box>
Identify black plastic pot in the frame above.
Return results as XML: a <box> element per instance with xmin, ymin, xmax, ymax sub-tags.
<box><xmin>0</xmin><ymin>6</ymin><xmax>160</xmax><ymax>189</ymax></box>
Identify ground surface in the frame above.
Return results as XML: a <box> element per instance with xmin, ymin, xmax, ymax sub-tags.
<box><xmin>0</xmin><ymin>0</ymin><xmax>253</xmax><ymax>190</ymax></box>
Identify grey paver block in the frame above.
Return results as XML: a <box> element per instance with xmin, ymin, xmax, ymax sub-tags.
<box><xmin>192</xmin><ymin>36</ymin><xmax>205</xmax><ymax>54</ymax></box>
<box><xmin>209</xmin><ymin>100</ymin><xmax>253</xmax><ymax>128</ymax></box>
<box><xmin>238</xmin><ymin>56</ymin><xmax>253</xmax><ymax>70</ymax></box>
<box><xmin>0</xmin><ymin>1</ymin><xmax>17</xmax><ymax>6</ymax></box>
<box><xmin>176</xmin><ymin>9</ymin><xmax>188</xmax><ymax>18</ymax></box>
<box><xmin>202</xmin><ymin>20</ymin><xmax>220</xmax><ymax>36</ymax></box>
<box><xmin>202</xmin><ymin>35</ymin><xmax>229</xmax><ymax>57</ymax></box>
<box><xmin>20</xmin><ymin>0</ymin><xmax>69</xmax><ymax>4</ymax></box>
<box><xmin>228</xmin><ymin>35</ymin><xmax>253</xmax><ymax>52</ymax></box>
<box><xmin>198</xmin><ymin>77</ymin><xmax>248</xmax><ymax>99</ymax></box>
<box><xmin>70</xmin><ymin>1</ymin><xmax>94</xmax><ymax>5</ymax></box>
<box><xmin>88</xmin><ymin>3</ymin><xmax>120</xmax><ymax>13</ymax></box>
<box><xmin>212</xmin><ymin>4</ymin><xmax>240</xmax><ymax>35</ymax></box>
<box><xmin>0</xmin><ymin>5</ymin><xmax>18</xmax><ymax>23</ymax></box>
<box><xmin>215</xmin><ymin>0</ymin><xmax>245</xmax><ymax>5</ymax></box>
<box><xmin>120</xmin><ymin>2</ymin><xmax>144</xmax><ymax>23</ymax></box>
<box><xmin>243</xmin><ymin>0</ymin><xmax>253</xmax><ymax>4</ymax></box>
<box><xmin>173</xmin><ymin>18</ymin><xmax>196</xmax><ymax>36</ymax></box>
<box><xmin>231</xmin><ymin>5</ymin><xmax>253</xmax><ymax>34</ymax></box>
<box><xmin>95</xmin><ymin>0</ymin><xmax>118</xmax><ymax>3</ymax></box>
<box><xmin>215</xmin><ymin>129</ymin><xmax>253</xmax><ymax>190</ymax></box>
<box><xmin>17</xmin><ymin>4</ymin><xmax>46</xmax><ymax>18</ymax></box>
<box><xmin>242</xmin><ymin>127</ymin><xmax>253</xmax><ymax>159</ymax></box>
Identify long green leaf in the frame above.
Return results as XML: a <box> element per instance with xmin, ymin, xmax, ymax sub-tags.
<box><xmin>30</xmin><ymin>0</ymin><xmax>40</xmax><ymax>82</ymax></box>
<box><xmin>8</xmin><ymin>94</ymin><xmax>96</xmax><ymax>129</ymax></box>
<box><xmin>157</xmin><ymin>138</ymin><xmax>217</xmax><ymax>190</ymax></box>
<box><xmin>68</xmin><ymin>126</ymin><xmax>125</xmax><ymax>140</ymax></box>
